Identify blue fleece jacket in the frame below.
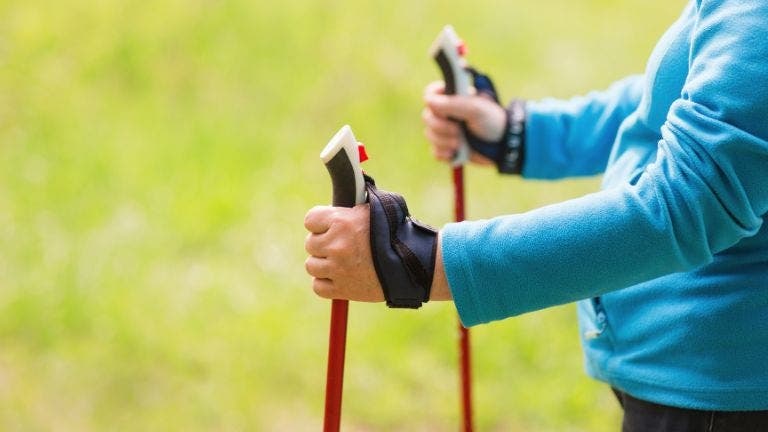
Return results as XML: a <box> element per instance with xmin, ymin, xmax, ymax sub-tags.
<box><xmin>441</xmin><ymin>0</ymin><xmax>768</xmax><ymax>410</ymax></box>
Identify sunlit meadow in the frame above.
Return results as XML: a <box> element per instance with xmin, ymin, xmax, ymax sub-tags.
<box><xmin>0</xmin><ymin>0</ymin><xmax>683</xmax><ymax>430</ymax></box>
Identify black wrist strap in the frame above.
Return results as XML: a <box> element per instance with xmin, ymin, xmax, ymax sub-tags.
<box><xmin>460</xmin><ymin>68</ymin><xmax>527</xmax><ymax>174</ymax></box>
<box><xmin>365</xmin><ymin>174</ymin><xmax>437</xmax><ymax>309</ymax></box>
<box><xmin>496</xmin><ymin>99</ymin><xmax>526</xmax><ymax>175</ymax></box>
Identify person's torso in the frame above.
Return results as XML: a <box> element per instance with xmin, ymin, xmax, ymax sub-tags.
<box><xmin>581</xmin><ymin>0</ymin><xmax>768</xmax><ymax>410</ymax></box>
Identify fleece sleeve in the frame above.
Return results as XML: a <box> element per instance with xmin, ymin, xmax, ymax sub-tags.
<box><xmin>443</xmin><ymin>0</ymin><xmax>768</xmax><ymax>327</ymax></box>
<box><xmin>522</xmin><ymin>74</ymin><xmax>644</xmax><ymax>179</ymax></box>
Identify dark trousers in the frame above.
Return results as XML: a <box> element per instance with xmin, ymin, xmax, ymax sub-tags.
<box><xmin>613</xmin><ymin>389</ymin><xmax>768</xmax><ymax>432</ymax></box>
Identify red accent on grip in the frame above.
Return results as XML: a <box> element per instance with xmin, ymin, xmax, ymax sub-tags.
<box><xmin>358</xmin><ymin>144</ymin><xmax>368</xmax><ymax>163</ymax></box>
<box><xmin>457</xmin><ymin>41</ymin><xmax>468</xmax><ymax>57</ymax></box>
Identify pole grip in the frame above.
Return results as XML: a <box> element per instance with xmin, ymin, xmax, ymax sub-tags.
<box><xmin>430</xmin><ymin>25</ymin><xmax>472</xmax><ymax>166</ymax></box>
<box><xmin>432</xmin><ymin>26</ymin><xmax>475</xmax><ymax>432</ymax></box>
<box><xmin>321</xmin><ymin>125</ymin><xmax>366</xmax><ymax>208</ymax></box>
<box><xmin>320</xmin><ymin>125</ymin><xmax>366</xmax><ymax>432</ymax></box>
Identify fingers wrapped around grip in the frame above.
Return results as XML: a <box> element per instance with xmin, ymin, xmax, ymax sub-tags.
<box><xmin>303</xmin><ymin>204</ymin><xmax>383</xmax><ymax>302</ymax></box>
<box><xmin>365</xmin><ymin>174</ymin><xmax>437</xmax><ymax>309</ymax></box>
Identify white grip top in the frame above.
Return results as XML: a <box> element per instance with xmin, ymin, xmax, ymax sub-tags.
<box><xmin>320</xmin><ymin>125</ymin><xmax>367</xmax><ymax>206</ymax></box>
<box><xmin>429</xmin><ymin>25</ymin><xmax>471</xmax><ymax>96</ymax></box>
<box><xmin>430</xmin><ymin>25</ymin><xmax>472</xmax><ymax>165</ymax></box>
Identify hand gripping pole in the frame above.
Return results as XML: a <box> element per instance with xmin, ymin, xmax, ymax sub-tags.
<box><xmin>319</xmin><ymin>125</ymin><xmax>367</xmax><ymax>432</ymax></box>
<box><xmin>431</xmin><ymin>25</ymin><xmax>475</xmax><ymax>432</ymax></box>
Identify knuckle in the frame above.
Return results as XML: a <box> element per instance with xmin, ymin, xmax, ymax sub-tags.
<box><xmin>303</xmin><ymin>207</ymin><xmax>320</xmax><ymax>229</ymax></box>
<box><xmin>327</xmin><ymin>208</ymin><xmax>342</xmax><ymax>224</ymax></box>
<box><xmin>325</xmin><ymin>241</ymin><xmax>345</xmax><ymax>257</ymax></box>
<box><xmin>437</xmin><ymin>119</ymin><xmax>455</xmax><ymax>135</ymax></box>
<box><xmin>311</xmin><ymin>279</ymin><xmax>323</xmax><ymax>296</ymax></box>
<box><xmin>421</xmin><ymin>107</ymin><xmax>432</xmax><ymax>123</ymax></box>
<box><xmin>445</xmin><ymin>121</ymin><xmax>460</xmax><ymax>135</ymax></box>
<box><xmin>424</xmin><ymin>127</ymin><xmax>437</xmax><ymax>143</ymax></box>
<box><xmin>424</xmin><ymin>80</ymin><xmax>444</xmax><ymax>95</ymax></box>
<box><xmin>330</xmin><ymin>209</ymin><xmax>352</xmax><ymax>230</ymax></box>
<box><xmin>444</xmin><ymin>136</ymin><xmax>460</xmax><ymax>150</ymax></box>
<box><xmin>432</xmin><ymin>148</ymin><xmax>445</xmax><ymax>160</ymax></box>
<box><xmin>312</xmin><ymin>279</ymin><xmax>333</xmax><ymax>299</ymax></box>
<box><xmin>304</xmin><ymin>256</ymin><xmax>318</xmax><ymax>276</ymax></box>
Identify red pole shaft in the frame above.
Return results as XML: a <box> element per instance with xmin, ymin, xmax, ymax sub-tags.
<box><xmin>453</xmin><ymin>166</ymin><xmax>474</xmax><ymax>432</ymax></box>
<box><xmin>453</xmin><ymin>166</ymin><xmax>465</xmax><ymax>221</ymax></box>
<box><xmin>459</xmin><ymin>324</ymin><xmax>473</xmax><ymax>431</ymax></box>
<box><xmin>324</xmin><ymin>299</ymin><xmax>349</xmax><ymax>432</ymax></box>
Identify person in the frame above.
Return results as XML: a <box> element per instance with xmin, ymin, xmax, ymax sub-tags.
<box><xmin>304</xmin><ymin>0</ymin><xmax>768</xmax><ymax>430</ymax></box>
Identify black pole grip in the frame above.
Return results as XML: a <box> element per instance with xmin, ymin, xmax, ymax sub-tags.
<box><xmin>435</xmin><ymin>49</ymin><xmax>458</xmax><ymax>95</ymax></box>
<box><xmin>324</xmin><ymin>150</ymin><xmax>359</xmax><ymax>208</ymax></box>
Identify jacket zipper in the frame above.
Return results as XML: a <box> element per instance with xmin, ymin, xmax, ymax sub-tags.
<box><xmin>584</xmin><ymin>296</ymin><xmax>607</xmax><ymax>340</ymax></box>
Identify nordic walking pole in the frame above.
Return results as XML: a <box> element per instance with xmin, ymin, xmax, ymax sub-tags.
<box><xmin>453</xmin><ymin>165</ymin><xmax>473</xmax><ymax>432</ymax></box>
<box><xmin>319</xmin><ymin>125</ymin><xmax>368</xmax><ymax>432</ymax></box>
<box><xmin>430</xmin><ymin>25</ymin><xmax>475</xmax><ymax>432</ymax></box>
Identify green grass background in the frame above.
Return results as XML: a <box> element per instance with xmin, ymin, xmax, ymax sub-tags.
<box><xmin>1</xmin><ymin>0</ymin><xmax>684</xmax><ymax>430</ymax></box>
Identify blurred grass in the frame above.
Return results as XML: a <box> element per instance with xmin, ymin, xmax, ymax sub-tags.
<box><xmin>0</xmin><ymin>0</ymin><xmax>684</xmax><ymax>430</ymax></box>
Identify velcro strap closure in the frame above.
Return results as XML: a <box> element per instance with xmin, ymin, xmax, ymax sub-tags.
<box><xmin>365</xmin><ymin>174</ymin><xmax>437</xmax><ymax>309</ymax></box>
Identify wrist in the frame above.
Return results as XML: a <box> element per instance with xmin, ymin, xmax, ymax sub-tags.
<box><xmin>429</xmin><ymin>231</ymin><xmax>453</xmax><ymax>301</ymax></box>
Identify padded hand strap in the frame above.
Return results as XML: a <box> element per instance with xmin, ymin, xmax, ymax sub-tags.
<box><xmin>366</xmin><ymin>175</ymin><xmax>437</xmax><ymax>309</ymax></box>
<box><xmin>463</xmin><ymin>68</ymin><xmax>527</xmax><ymax>175</ymax></box>
<box><xmin>462</xmin><ymin>67</ymin><xmax>505</xmax><ymax>161</ymax></box>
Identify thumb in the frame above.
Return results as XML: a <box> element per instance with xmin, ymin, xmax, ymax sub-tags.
<box><xmin>425</xmin><ymin>93</ymin><xmax>482</xmax><ymax>122</ymax></box>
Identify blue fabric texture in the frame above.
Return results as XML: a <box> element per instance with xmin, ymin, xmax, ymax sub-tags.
<box><xmin>442</xmin><ymin>0</ymin><xmax>768</xmax><ymax>410</ymax></box>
